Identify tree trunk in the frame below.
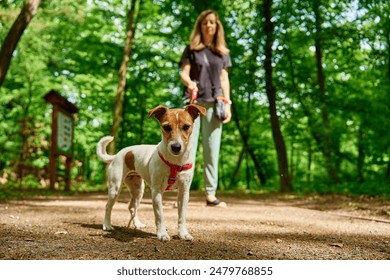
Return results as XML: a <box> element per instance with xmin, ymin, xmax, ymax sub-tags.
<box><xmin>109</xmin><ymin>0</ymin><xmax>140</xmax><ymax>154</ymax></box>
<box><xmin>307</xmin><ymin>140</ymin><xmax>312</xmax><ymax>184</ymax></box>
<box><xmin>119</xmin><ymin>90</ymin><xmax>128</xmax><ymax>150</ymax></box>
<box><xmin>387</xmin><ymin>163</ymin><xmax>390</xmax><ymax>181</ymax></box>
<box><xmin>17</xmin><ymin>78</ymin><xmax>34</xmax><ymax>182</ymax></box>
<box><xmin>231</xmin><ymin>102</ymin><xmax>267</xmax><ymax>185</ymax></box>
<box><xmin>313</xmin><ymin>0</ymin><xmax>339</xmax><ymax>184</ymax></box>
<box><xmin>386</xmin><ymin>23</ymin><xmax>390</xmax><ymax>180</ymax></box>
<box><xmin>0</xmin><ymin>0</ymin><xmax>41</xmax><ymax>86</ymax></box>
<box><xmin>231</xmin><ymin>145</ymin><xmax>245</xmax><ymax>186</ymax></box>
<box><xmin>386</xmin><ymin>19</ymin><xmax>390</xmax><ymax>83</ymax></box>
<box><xmin>290</xmin><ymin>142</ymin><xmax>294</xmax><ymax>183</ymax></box>
<box><xmin>262</xmin><ymin>0</ymin><xmax>292</xmax><ymax>192</ymax></box>
<box><xmin>357</xmin><ymin>126</ymin><xmax>365</xmax><ymax>183</ymax></box>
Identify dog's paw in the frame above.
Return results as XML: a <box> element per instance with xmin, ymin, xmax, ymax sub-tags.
<box><xmin>134</xmin><ymin>221</ymin><xmax>147</xmax><ymax>229</ymax></box>
<box><xmin>128</xmin><ymin>217</ymin><xmax>147</xmax><ymax>229</ymax></box>
<box><xmin>103</xmin><ymin>224</ymin><xmax>114</xmax><ymax>231</ymax></box>
<box><xmin>157</xmin><ymin>232</ymin><xmax>170</xmax><ymax>242</ymax></box>
<box><xmin>179</xmin><ymin>232</ymin><xmax>193</xmax><ymax>241</ymax></box>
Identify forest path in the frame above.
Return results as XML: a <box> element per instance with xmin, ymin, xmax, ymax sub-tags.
<box><xmin>1</xmin><ymin>191</ymin><xmax>389</xmax><ymax>260</ymax></box>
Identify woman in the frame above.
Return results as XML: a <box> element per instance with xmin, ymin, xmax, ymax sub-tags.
<box><xmin>179</xmin><ymin>10</ymin><xmax>232</xmax><ymax>207</ymax></box>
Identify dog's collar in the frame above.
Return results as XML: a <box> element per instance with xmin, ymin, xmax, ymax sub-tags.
<box><xmin>158</xmin><ymin>151</ymin><xmax>193</xmax><ymax>191</ymax></box>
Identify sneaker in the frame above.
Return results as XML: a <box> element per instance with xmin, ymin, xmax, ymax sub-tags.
<box><xmin>206</xmin><ymin>199</ymin><xmax>227</xmax><ymax>208</ymax></box>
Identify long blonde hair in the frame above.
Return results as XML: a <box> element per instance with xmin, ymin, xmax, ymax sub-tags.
<box><xmin>189</xmin><ymin>10</ymin><xmax>229</xmax><ymax>55</ymax></box>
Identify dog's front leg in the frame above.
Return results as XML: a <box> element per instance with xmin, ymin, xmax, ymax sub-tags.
<box><xmin>177</xmin><ymin>185</ymin><xmax>193</xmax><ymax>241</ymax></box>
<box><xmin>151</xmin><ymin>189</ymin><xmax>170</xmax><ymax>241</ymax></box>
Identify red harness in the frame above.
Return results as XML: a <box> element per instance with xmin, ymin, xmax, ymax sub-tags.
<box><xmin>158</xmin><ymin>151</ymin><xmax>193</xmax><ymax>191</ymax></box>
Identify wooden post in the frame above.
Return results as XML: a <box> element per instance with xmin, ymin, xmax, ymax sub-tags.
<box><xmin>65</xmin><ymin>157</ymin><xmax>72</xmax><ymax>192</ymax></box>
<box><xmin>48</xmin><ymin>104</ymin><xmax>59</xmax><ymax>190</ymax></box>
<box><xmin>44</xmin><ymin>90</ymin><xmax>78</xmax><ymax>191</ymax></box>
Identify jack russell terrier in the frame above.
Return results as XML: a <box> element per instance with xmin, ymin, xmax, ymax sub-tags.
<box><xmin>96</xmin><ymin>104</ymin><xmax>206</xmax><ymax>241</ymax></box>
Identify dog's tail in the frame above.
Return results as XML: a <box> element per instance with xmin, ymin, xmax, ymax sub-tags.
<box><xmin>96</xmin><ymin>136</ymin><xmax>115</xmax><ymax>163</ymax></box>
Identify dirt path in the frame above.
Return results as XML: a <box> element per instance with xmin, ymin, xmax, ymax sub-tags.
<box><xmin>1</xmin><ymin>191</ymin><xmax>389</xmax><ymax>260</ymax></box>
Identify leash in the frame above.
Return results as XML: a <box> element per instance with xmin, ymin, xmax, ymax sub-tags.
<box><xmin>190</xmin><ymin>89</ymin><xmax>198</xmax><ymax>104</ymax></box>
<box><xmin>158</xmin><ymin>151</ymin><xmax>193</xmax><ymax>191</ymax></box>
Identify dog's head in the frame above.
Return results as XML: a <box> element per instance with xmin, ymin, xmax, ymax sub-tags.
<box><xmin>148</xmin><ymin>104</ymin><xmax>206</xmax><ymax>156</ymax></box>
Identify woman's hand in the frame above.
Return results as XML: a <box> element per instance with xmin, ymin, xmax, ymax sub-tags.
<box><xmin>223</xmin><ymin>104</ymin><xmax>232</xmax><ymax>124</ymax></box>
<box><xmin>187</xmin><ymin>81</ymin><xmax>198</xmax><ymax>93</ymax></box>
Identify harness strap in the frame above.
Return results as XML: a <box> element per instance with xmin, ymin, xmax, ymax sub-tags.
<box><xmin>158</xmin><ymin>151</ymin><xmax>193</xmax><ymax>191</ymax></box>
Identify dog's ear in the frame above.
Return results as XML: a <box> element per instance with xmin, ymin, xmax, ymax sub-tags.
<box><xmin>148</xmin><ymin>105</ymin><xmax>168</xmax><ymax>121</ymax></box>
<box><xmin>185</xmin><ymin>104</ymin><xmax>206</xmax><ymax>120</ymax></box>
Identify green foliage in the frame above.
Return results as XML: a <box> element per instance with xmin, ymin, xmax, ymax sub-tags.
<box><xmin>0</xmin><ymin>0</ymin><xmax>389</xmax><ymax>196</ymax></box>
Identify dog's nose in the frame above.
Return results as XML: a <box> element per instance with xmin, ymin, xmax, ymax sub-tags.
<box><xmin>171</xmin><ymin>142</ymin><xmax>181</xmax><ymax>154</ymax></box>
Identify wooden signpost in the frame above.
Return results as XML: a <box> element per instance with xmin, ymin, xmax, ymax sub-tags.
<box><xmin>44</xmin><ymin>90</ymin><xmax>78</xmax><ymax>191</ymax></box>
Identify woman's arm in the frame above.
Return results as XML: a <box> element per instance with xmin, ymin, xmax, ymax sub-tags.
<box><xmin>180</xmin><ymin>63</ymin><xmax>198</xmax><ymax>93</ymax></box>
<box><xmin>220</xmin><ymin>68</ymin><xmax>232</xmax><ymax>124</ymax></box>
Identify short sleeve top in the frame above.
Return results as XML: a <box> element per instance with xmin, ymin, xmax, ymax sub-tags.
<box><xmin>179</xmin><ymin>46</ymin><xmax>232</xmax><ymax>103</ymax></box>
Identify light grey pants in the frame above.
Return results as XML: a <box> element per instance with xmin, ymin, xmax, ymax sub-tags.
<box><xmin>190</xmin><ymin>101</ymin><xmax>222</xmax><ymax>196</ymax></box>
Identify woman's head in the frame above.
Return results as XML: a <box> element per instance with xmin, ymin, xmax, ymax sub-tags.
<box><xmin>189</xmin><ymin>10</ymin><xmax>229</xmax><ymax>55</ymax></box>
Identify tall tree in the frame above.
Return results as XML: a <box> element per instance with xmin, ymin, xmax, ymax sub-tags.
<box><xmin>109</xmin><ymin>0</ymin><xmax>141</xmax><ymax>154</ymax></box>
<box><xmin>312</xmin><ymin>0</ymin><xmax>340</xmax><ymax>184</ymax></box>
<box><xmin>262</xmin><ymin>0</ymin><xmax>292</xmax><ymax>192</ymax></box>
<box><xmin>231</xmin><ymin>102</ymin><xmax>267</xmax><ymax>185</ymax></box>
<box><xmin>0</xmin><ymin>0</ymin><xmax>41</xmax><ymax>86</ymax></box>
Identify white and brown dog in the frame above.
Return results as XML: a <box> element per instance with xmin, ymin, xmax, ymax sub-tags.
<box><xmin>96</xmin><ymin>104</ymin><xmax>206</xmax><ymax>241</ymax></box>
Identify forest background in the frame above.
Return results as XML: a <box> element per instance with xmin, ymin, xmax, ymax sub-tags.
<box><xmin>0</xmin><ymin>0</ymin><xmax>389</xmax><ymax>198</ymax></box>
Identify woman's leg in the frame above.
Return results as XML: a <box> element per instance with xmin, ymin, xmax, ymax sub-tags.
<box><xmin>200</xmin><ymin>103</ymin><xmax>222</xmax><ymax>197</ymax></box>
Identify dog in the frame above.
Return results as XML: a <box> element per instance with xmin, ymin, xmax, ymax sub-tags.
<box><xmin>96</xmin><ymin>104</ymin><xmax>206</xmax><ymax>241</ymax></box>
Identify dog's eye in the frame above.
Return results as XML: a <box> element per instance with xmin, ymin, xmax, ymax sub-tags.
<box><xmin>182</xmin><ymin>124</ymin><xmax>190</xmax><ymax>131</ymax></box>
<box><xmin>162</xmin><ymin>125</ymin><xmax>172</xmax><ymax>132</ymax></box>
